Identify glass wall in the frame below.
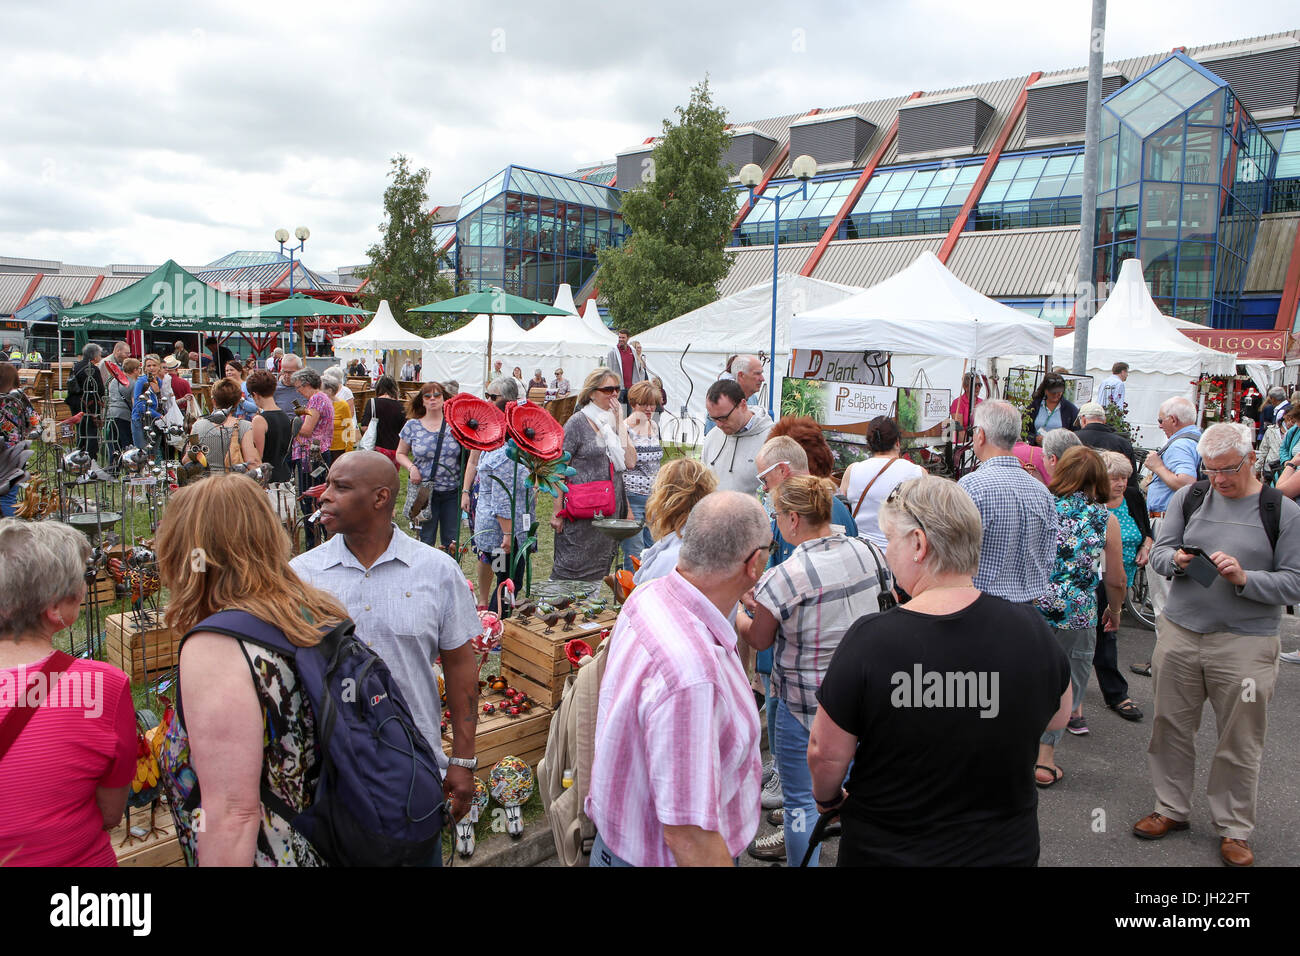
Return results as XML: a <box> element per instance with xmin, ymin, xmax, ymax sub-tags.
<box><xmin>456</xmin><ymin>166</ymin><xmax>627</xmax><ymax>305</ymax></box>
<box><xmin>1265</xmin><ymin>123</ymin><xmax>1300</xmax><ymax>213</ymax></box>
<box><xmin>973</xmin><ymin>150</ymin><xmax>1084</xmax><ymax>230</ymax></box>
<box><xmin>732</xmin><ymin>176</ymin><xmax>858</xmax><ymax>246</ymax></box>
<box><xmin>846</xmin><ymin>161</ymin><xmax>982</xmax><ymax>238</ymax></box>
<box><xmin>1094</xmin><ymin>54</ymin><xmax>1278</xmax><ymax>328</ymax></box>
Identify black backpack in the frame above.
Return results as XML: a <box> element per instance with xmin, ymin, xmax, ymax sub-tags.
<box><xmin>177</xmin><ymin>610</ymin><xmax>447</xmax><ymax>866</ymax></box>
<box><xmin>1181</xmin><ymin>480</ymin><xmax>1282</xmax><ymax>554</ymax></box>
<box><xmin>65</xmin><ymin>364</ymin><xmax>86</xmax><ymax>414</ymax></box>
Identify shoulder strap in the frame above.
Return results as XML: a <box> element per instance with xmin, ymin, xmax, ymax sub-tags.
<box><xmin>0</xmin><ymin>650</ymin><xmax>76</xmax><ymax>763</ymax></box>
<box><xmin>860</xmin><ymin>540</ymin><xmax>897</xmax><ymax>611</ymax></box>
<box><xmin>1182</xmin><ymin>480</ymin><xmax>1281</xmax><ymax>555</ymax></box>
<box><xmin>853</xmin><ymin>457</ymin><xmax>899</xmax><ymax>517</ymax></box>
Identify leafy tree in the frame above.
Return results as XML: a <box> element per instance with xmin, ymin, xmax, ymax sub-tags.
<box><xmin>596</xmin><ymin>78</ymin><xmax>735</xmax><ymax>335</ymax></box>
<box><xmin>357</xmin><ymin>154</ymin><xmax>457</xmax><ymax>335</ymax></box>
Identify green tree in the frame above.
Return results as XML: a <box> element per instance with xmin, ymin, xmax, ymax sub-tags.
<box><xmin>596</xmin><ymin>78</ymin><xmax>735</xmax><ymax>334</ymax></box>
<box><xmin>357</xmin><ymin>154</ymin><xmax>457</xmax><ymax>335</ymax></box>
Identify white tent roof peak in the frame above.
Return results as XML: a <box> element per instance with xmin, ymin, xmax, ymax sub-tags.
<box><xmin>552</xmin><ymin>283</ymin><xmax>579</xmax><ymax>316</ymax></box>
<box><xmin>580</xmin><ymin>299</ymin><xmax>613</xmax><ymax>340</ymax></box>
<box><xmin>789</xmin><ymin>250</ymin><xmax>1054</xmax><ymax>359</ymax></box>
<box><xmin>332</xmin><ymin>299</ymin><xmax>426</xmax><ymax>350</ymax></box>
<box><xmin>1053</xmin><ymin>258</ymin><xmax>1236</xmax><ymax>375</ymax></box>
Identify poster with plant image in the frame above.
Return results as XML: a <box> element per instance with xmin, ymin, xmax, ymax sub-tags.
<box><xmin>898</xmin><ymin>387</ymin><xmax>951</xmax><ymax>433</ymax></box>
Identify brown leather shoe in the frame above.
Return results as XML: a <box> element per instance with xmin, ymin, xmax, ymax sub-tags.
<box><xmin>1132</xmin><ymin>812</ymin><xmax>1190</xmax><ymax>839</ymax></box>
<box><xmin>1220</xmin><ymin>838</ymin><xmax>1254</xmax><ymax>867</ymax></box>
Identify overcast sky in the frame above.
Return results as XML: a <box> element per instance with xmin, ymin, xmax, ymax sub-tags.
<box><xmin>1</xmin><ymin>0</ymin><xmax>1295</xmax><ymax>273</ymax></box>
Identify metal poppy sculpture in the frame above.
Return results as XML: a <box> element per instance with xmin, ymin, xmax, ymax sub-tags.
<box><xmin>444</xmin><ymin>392</ymin><xmax>507</xmax><ymax>451</ymax></box>
<box><xmin>501</xmin><ymin>401</ymin><xmax>576</xmax><ymax>500</ymax></box>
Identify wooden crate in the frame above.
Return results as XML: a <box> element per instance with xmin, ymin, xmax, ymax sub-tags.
<box><xmin>81</xmin><ymin>568</ymin><xmax>119</xmax><ymax>609</ymax></box>
<box><xmin>111</xmin><ymin>805</ymin><xmax>185</xmax><ymax>867</ymax></box>
<box><xmin>448</xmin><ymin>688</ymin><xmax>553</xmax><ymax>781</ymax></box>
<box><xmin>500</xmin><ymin>609</ymin><xmax>617</xmax><ymax>708</ymax></box>
<box><xmin>105</xmin><ymin>610</ymin><xmax>177</xmax><ymax>684</ymax></box>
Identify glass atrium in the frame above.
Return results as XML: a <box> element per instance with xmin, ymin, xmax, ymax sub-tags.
<box><xmin>1094</xmin><ymin>53</ymin><xmax>1277</xmax><ymax>328</ymax></box>
<box><xmin>455</xmin><ymin>166</ymin><xmax>627</xmax><ymax>305</ymax></box>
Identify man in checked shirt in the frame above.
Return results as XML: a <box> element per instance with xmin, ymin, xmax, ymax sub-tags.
<box><xmin>958</xmin><ymin>400</ymin><xmax>1058</xmax><ymax>604</ymax></box>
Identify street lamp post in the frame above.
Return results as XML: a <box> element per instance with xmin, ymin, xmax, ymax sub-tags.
<box><xmin>275</xmin><ymin>226</ymin><xmax>310</xmax><ymax>352</ymax></box>
<box><xmin>740</xmin><ymin>155</ymin><xmax>818</xmax><ymax>417</ymax></box>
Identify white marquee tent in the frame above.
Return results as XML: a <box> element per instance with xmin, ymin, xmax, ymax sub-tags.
<box><xmin>331</xmin><ymin>300</ymin><xmax>426</xmax><ymax>373</ymax></box>
<box><xmin>789</xmin><ymin>250</ymin><xmax>1055</xmax><ymax>402</ymax></box>
<box><xmin>1054</xmin><ymin>258</ymin><xmax>1237</xmax><ymax>447</ymax></box>
<box><xmin>498</xmin><ymin>285</ymin><xmax>616</xmax><ymax>389</ymax></box>
<box><xmin>635</xmin><ymin>274</ymin><xmax>863</xmax><ymax>423</ymax></box>
<box><xmin>420</xmin><ymin>313</ymin><xmax>528</xmax><ymax>397</ymax></box>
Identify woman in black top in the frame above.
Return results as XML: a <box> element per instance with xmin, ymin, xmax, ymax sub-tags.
<box><xmin>1027</xmin><ymin>372</ymin><xmax>1079</xmax><ymax>446</ymax></box>
<box><xmin>241</xmin><ymin>369</ymin><xmax>297</xmax><ymax>523</ymax></box>
<box><xmin>809</xmin><ymin>476</ymin><xmax>1072</xmax><ymax>866</ymax></box>
<box><xmin>359</xmin><ymin>375</ymin><xmax>406</xmax><ymax>466</ymax></box>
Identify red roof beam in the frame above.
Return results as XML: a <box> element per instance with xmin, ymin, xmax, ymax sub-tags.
<box><xmin>936</xmin><ymin>71</ymin><xmax>1044</xmax><ymax>264</ymax></box>
<box><xmin>800</xmin><ymin>92</ymin><xmax>924</xmax><ymax>278</ymax></box>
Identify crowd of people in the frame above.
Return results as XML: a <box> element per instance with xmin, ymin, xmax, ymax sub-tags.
<box><xmin>4</xmin><ymin>346</ymin><xmax>1300</xmax><ymax>871</ymax></box>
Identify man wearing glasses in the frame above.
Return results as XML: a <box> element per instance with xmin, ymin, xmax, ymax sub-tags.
<box><xmin>1135</xmin><ymin>423</ymin><xmax>1300</xmax><ymax>867</ymax></box>
<box><xmin>1142</xmin><ymin>396</ymin><xmax>1203</xmax><ymax>623</ymax></box>
<box><xmin>702</xmin><ymin>379</ymin><xmax>773</xmax><ymax>495</ymax></box>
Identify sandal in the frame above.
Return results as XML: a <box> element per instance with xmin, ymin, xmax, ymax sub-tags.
<box><xmin>1130</xmin><ymin>662</ymin><xmax>1151</xmax><ymax>677</ymax></box>
<box><xmin>1110</xmin><ymin>699</ymin><xmax>1144</xmax><ymax>721</ymax></box>
<box><xmin>1035</xmin><ymin>764</ymin><xmax>1064</xmax><ymax>788</ymax></box>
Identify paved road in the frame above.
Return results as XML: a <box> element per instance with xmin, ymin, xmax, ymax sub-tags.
<box><xmin>740</xmin><ymin>614</ymin><xmax>1300</xmax><ymax>868</ymax></box>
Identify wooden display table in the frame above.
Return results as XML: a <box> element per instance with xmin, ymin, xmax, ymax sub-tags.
<box><xmin>448</xmin><ymin>687</ymin><xmax>552</xmax><ymax>781</ymax></box>
<box><xmin>501</xmin><ymin>608</ymin><xmax>617</xmax><ymax>708</ymax></box>
<box><xmin>110</xmin><ymin>808</ymin><xmax>184</xmax><ymax>867</ymax></box>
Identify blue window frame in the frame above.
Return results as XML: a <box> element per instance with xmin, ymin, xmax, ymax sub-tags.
<box><xmin>973</xmin><ymin>149</ymin><xmax>1085</xmax><ymax>230</ymax></box>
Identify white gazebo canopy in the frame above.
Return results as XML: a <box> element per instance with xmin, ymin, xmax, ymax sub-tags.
<box><xmin>790</xmin><ymin>251</ymin><xmax>1055</xmax><ymax>359</ymax></box>
<box><xmin>1054</xmin><ymin>258</ymin><xmax>1238</xmax><ymax>446</ymax></box>
<box><xmin>420</xmin><ymin>313</ymin><xmax>529</xmax><ymax>396</ymax></box>
<box><xmin>331</xmin><ymin>299</ymin><xmax>426</xmax><ymax>371</ymax></box>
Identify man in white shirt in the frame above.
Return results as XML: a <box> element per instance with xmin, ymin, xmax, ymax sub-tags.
<box><xmin>1099</xmin><ymin>362</ymin><xmax>1129</xmax><ymax>409</ymax></box>
<box><xmin>290</xmin><ymin>450</ymin><xmax>482</xmax><ymax>834</ymax></box>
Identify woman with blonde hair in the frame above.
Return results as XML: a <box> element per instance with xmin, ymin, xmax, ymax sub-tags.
<box><xmin>809</xmin><ymin>476</ymin><xmax>1071</xmax><ymax>866</ymax></box>
<box><xmin>549</xmin><ymin>366</ymin><xmax>635</xmax><ymax>582</ymax></box>
<box><xmin>738</xmin><ymin>474</ymin><xmax>892</xmax><ymax>866</ymax></box>
<box><xmin>634</xmin><ymin>457</ymin><xmax>717</xmax><ymax>584</ymax></box>
<box><xmin>155</xmin><ymin>473</ymin><xmax>349</xmax><ymax>866</ymax></box>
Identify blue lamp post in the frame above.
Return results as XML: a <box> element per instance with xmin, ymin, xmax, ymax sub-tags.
<box><xmin>740</xmin><ymin>154</ymin><xmax>818</xmax><ymax>417</ymax></box>
<box><xmin>275</xmin><ymin>226</ymin><xmax>310</xmax><ymax>351</ymax></box>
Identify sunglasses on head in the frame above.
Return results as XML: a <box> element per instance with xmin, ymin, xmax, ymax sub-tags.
<box><xmin>885</xmin><ymin>484</ymin><xmax>928</xmax><ymax>539</ymax></box>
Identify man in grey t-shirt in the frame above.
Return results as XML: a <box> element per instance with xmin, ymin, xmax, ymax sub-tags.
<box><xmin>1133</xmin><ymin>424</ymin><xmax>1300</xmax><ymax>867</ymax></box>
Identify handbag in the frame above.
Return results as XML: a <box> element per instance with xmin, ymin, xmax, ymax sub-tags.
<box><xmin>852</xmin><ymin>457</ymin><xmax>899</xmax><ymax>517</ymax></box>
<box><xmin>226</xmin><ymin>423</ymin><xmax>244</xmax><ymax>469</ymax></box>
<box><xmin>360</xmin><ymin>398</ymin><xmax>379</xmax><ymax>451</ymax></box>
<box><xmin>565</xmin><ymin>464</ymin><xmax>617</xmax><ymax>519</ymax></box>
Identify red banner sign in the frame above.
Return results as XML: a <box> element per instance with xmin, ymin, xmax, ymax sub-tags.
<box><xmin>1179</xmin><ymin>329</ymin><xmax>1288</xmax><ymax>360</ymax></box>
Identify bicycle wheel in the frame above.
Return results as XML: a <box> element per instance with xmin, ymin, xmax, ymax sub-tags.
<box><xmin>1125</xmin><ymin>565</ymin><xmax>1157</xmax><ymax>631</ymax></box>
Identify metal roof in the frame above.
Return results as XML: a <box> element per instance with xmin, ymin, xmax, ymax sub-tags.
<box><xmin>808</xmin><ymin>234</ymin><xmax>945</xmax><ymax>288</ymax></box>
<box><xmin>717</xmin><ymin>244</ymin><xmax>817</xmax><ymax>297</ymax></box>
<box><xmin>0</xmin><ymin>256</ymin><xmax>61</xmax><ymax>272</ymax></box>
<box><xmin>203</xmin><ymin>250</ymin><xmax>290</xmax><ymax>270</ymax></box>
<box><xmin>945</xmin><ymin>226</ymin><xmax>1080</xmax><ymax>297</ymax></box>
<box><xmin>0</xmin><ymin>275</ymin><xmax>34</xmax><ymax>314</ymax></box>
<box><xmin>1245</xmin><ymin>212</ymin><xmax>1300</xmax><ymax>292</ymax></box>
<box><xmin>32</xmin><ymin>275</ymin><xmax>97</xmax><ymax>304</ymax></box>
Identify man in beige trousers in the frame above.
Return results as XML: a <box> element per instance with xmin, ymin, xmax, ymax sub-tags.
<box><xmin>1134</xmin><ymin>423</ymin><xmax>1300</xmax><ymax>866</ymax></box>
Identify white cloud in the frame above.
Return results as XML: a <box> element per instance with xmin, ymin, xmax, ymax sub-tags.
<box><xmin>1</xmin><ymin>0</ymin><xmax>1295</xmax><ymax>270</ymax></box>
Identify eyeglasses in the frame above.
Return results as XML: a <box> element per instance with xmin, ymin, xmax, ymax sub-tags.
<box><xmin>595</xmin><ymin>385</ymin><xmax>620</xmax><ymax>394</ymax></box>
<box><xmin>755</xmin><ymin>460</ymin><xmax>789</xmax><ymax>492</ymax></box>
<box><xmin>709</xmin><ymin>403</ymin><xmax>739</xmax><ymax>424</ymax></box>
<box><xmin>885</xmin><ymin>484</ymin><xmax>927</xmax><ymax>539</ymax></box>
<box><xmin>485</xmin><ymin>393</ymin><xmax>501</xmax><ymax>401</ymax></box>
<box><xmin>1204</xmin><ymin>457</ymin><xmax>1248</xmax><ymax>477</ymax></box>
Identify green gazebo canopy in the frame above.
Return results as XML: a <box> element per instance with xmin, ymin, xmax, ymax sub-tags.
<box><xmin>58</xmin><ymin>260</ymin><xmax>284</xmax><ymax>332</ymax></box>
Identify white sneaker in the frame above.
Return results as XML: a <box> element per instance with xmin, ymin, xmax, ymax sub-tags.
<box><xmin>760</xmin><ymin>767</ymin><xmax>784</xmax><ymax>810</ymax></box>
<box><xmin>761</xmin><ymin>758</ymin><xmax>776</xmax><ymax>787</ymax></box>
<box><xmin>1280</xmin><ymin>650</ymin><xmax>1300</xmax><ymax>664</ymax></box>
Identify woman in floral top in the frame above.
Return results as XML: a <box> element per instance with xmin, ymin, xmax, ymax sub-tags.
<box><xmin>290</xmin><ymin>368</ymin><xmax>334</xmax><ymax>549</ymax></box>
<box><xmin>1</xmin><ymin>362</ymin><xmax>39</xmax><ymax>517</ymax></box>
<box><xmin>1033</xmin><ymin>446</ymin><xmax>1126</xmax><ymax>788</ymax></box>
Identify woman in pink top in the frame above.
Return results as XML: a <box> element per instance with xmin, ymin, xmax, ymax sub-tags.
<box><xmin>0</xmin><ymin>520</ymin><xmax>136</xmax><ymax>866</ymax></box>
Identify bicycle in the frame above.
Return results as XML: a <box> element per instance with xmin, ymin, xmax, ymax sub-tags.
<box><xmin>1125</xmin><ymin>564</ymin><xmax>1157</xmax><ymax>631</ymax></box>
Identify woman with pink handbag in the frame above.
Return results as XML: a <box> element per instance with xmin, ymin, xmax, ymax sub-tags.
<box><xmin>549</xmin><ymin>367</ymin><xmax>636</xmax><ymax>582</ymax></box>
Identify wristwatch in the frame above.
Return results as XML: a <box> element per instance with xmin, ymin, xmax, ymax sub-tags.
<box><xmin>447</xmin><ymin>756</ymin><xmax>478</xmax><ymax>770</ymax></box>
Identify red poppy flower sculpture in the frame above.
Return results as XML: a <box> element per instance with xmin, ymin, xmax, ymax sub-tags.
<box><xmin>504</xmin><ymin>401</ymin><xmax>564</xmax><ymax>461</ymax></box>
<box><xmin>444</xmin><ymin>392</ymin><xmax>507</xmax><ymax>451</ymax></box>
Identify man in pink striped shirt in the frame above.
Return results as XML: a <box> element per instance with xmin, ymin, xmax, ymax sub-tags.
<box><xmin>586</xmin><ymin>491</ymin><xmax>770</xmax><ymax>866</ymax></box>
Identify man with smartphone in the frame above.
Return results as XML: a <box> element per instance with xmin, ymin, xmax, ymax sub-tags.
<box><xmin>1134</xmin><ymin>423</ymin><xmax>1300</xmax><ymax>867</ymax></box>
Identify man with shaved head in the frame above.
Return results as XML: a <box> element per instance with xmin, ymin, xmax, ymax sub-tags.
<box><xmin>290</xmin><ymin>450</ymin><xmax>482</xmax><ymax>849</ymax></box>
